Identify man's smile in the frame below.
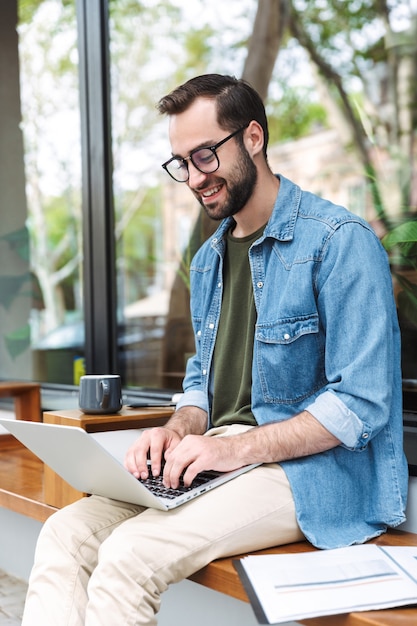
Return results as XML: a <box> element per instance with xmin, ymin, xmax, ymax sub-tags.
<box><xmin>201</xmin><ymin>184</ymin><xmax>222</xmax><ymax>198</ymax></box>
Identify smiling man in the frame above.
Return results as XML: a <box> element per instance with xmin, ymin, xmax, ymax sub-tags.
<box><xmin>22</xmin><ymin>74</ymin><xmax>408</xmax><ymax>626</ymax></box>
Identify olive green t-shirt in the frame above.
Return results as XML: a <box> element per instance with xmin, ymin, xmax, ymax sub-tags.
<box><xmin>211</xmin><ymin>224</ymin><xmax>265</xmax><ymax>427</ymax></box>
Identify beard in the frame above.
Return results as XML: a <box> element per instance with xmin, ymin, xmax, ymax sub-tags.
<box><xmin>194</xmin><ymin>147</ymin><xmax>258</xmax><ymax>221</ymax></box>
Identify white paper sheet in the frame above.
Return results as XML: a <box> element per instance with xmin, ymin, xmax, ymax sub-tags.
<box><xmin>236</xmin><ymin>544</ymin><xmax>417</xmax><ymax>624</ymax></box>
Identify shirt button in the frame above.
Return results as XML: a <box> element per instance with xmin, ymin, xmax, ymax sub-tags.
<box><xmin>363</xmin><ymin>433</ymin><xmax>369</xmax><ymax>439</ymax></box>
<box><xmin>257</xmin><ymin>281</ymin><xmax>264</xmax><ymax>288</ymax></box>
<box><xmin>218</xmin><ymin>282</ymin><xmax>222</xmax><ymax>288</ymax></box>
<box><xmin>209</xmin><ymin>323</ymin><xmax>214</xmax><ymax>329</ymax></box>
<box><xmin>197</xmin><ymin>330</ymin><xmax>201</xmax><ymax>337</ymax></box>
<box><xmin>202</xmin><ymin>369</ymin><xmax>207</xmax><ymax>375</ymax></box>
<box><xmin>284</xmin><ymin>333</ymin><xmax>290</xmax><ymax>340</ymax></box>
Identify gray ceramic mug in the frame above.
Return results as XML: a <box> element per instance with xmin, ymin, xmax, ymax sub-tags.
<box><xmin>79</xmin><ymin>374</ymin><xmax>122</xmax><ymax>414</ymax></box>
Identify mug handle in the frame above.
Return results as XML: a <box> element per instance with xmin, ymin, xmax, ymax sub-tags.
<box><xmin>100</xmin><ymin>380</ymin><xmax>110</xmax><ymax>409</ymax></box>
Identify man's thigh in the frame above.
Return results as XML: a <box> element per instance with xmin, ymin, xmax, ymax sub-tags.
<box><xmin>38</xmin><ymin>495</ymin><xmax>145</xmax><ymax>562</ymax></box>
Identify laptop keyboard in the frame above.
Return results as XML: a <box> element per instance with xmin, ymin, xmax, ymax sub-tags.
<box><xmin>140</xmin><ymin>467</ymin><xmax>221</xmax><ymax>500</ymax></box>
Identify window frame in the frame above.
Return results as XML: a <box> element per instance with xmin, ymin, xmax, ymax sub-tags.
<box><xmin>77</xmin><ymin>0</ymin><xmax>118</xmax><ymax>375</ymax></box>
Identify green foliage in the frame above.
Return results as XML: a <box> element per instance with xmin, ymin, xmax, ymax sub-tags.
<box><xmin>43</xmin><ymin>195</ymin><xmax>79</xmax><ymax>265</ymax></box>
<box><xmin>182</xmin><ymin>26</ymin><xmax>215</xmax><ymax>74</ymax></box>
<box><xmin>383</xmin><ymin>219</ymin><xmax>417</xmax><ymax>324</ymax></box>
<box><xmin>292</xmin><ymin>0</ymin><xmax>383</xmax><ymax>62</ymax></box>
<box><xmin>19</xmin><ymin>0</ymin><xmax>49</xmax><ymax>23</ymax></box>
<box><xmin>19</xmin><ymin>0</ymin><xmax>74</xmax><ymax>26</ymax></box>
<box><xmin>267</xmin><ymin>89</ymin><xmax>328</xmax><ymax>142</ymax></box>
<box><xmin>289</xmin><ymin>0</ymin><xmax>389</xmax><ymax>114</ymax></box>
<box><xmin>382</xmin><ymin>221</ymin><xmax>417</xmax><ymax>265</ymax></box>
<box><xmin>289</xmin><ymin>0</ymin><xmax>417</xmax><ymax>233</ymax></box>
<box><xmin>397</xmin><ymin>281</ymin><xmax>417</xmax><ymax>327</ymax></box>
<box><xmin>116</xmin><ymin>185</ymin><xmax>162</xmax><ymax>301</ymax></box>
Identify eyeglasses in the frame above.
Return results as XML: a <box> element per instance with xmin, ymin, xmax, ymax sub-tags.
<box><xmin>162</xmin><ymin>124</ymin><xmax>248</xmax><ymax>183</ymax></box>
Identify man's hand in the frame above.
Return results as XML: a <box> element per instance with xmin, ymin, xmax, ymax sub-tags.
<box><xmin>124</xmin><ymin>429</ymin><xmax>239</xmax><ymax>489</ymax></box>
<box><xmin>124</xmin><ymin>426</ymin><xmax>182</xmax><ymax>480</ymax></box>
<box><xmin>162</xmin><ymin>434</ymin><xmax>240</xmax><ymax>488</ymax></box>
<box><xmin>124</xmin><ymin>405</ymin><xmax>208</xmax><ymax>480</ymax></box>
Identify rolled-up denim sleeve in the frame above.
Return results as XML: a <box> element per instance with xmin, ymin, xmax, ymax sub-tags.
<box><xmin>305</xmin><ymin>390</ymin><xmax>372</xmax><ymax>449</ymax></box>
<box><xmin>176</xmin><ymin>389</ymin><xmax>208</xmax><ymax>414</ymax></box>
<box><xmin>176</xmin><ymin>345</ymin><xmax>209</xmax><ymax>413</ymax></box>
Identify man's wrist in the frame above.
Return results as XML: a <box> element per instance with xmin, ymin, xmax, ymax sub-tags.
<box><xmin>165</xmin><ymin>406</ymin><xmax>207</xmax><ymax>438</ymax></box>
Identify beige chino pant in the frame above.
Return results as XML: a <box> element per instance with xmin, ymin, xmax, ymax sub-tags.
<box><xmin>22</xmin><ymin>426</ymin><xmax>303</xmax><ymax>626</ymax></box>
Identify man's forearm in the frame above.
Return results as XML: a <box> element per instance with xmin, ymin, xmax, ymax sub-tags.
<box><xmin>164</xmin><ymin>405</ymin><xmax>208</xmax><ymax>439</ymax></box>
<box><xmin>228</xmin><ymin>411</ymin><xmax>341</xmax><ymax>465</ymax></box>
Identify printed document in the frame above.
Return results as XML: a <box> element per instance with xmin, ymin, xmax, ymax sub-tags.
<box><xmin>234</xmin><ymin>544</ymin><xmax>417</xmax><ymax>624</ymax></box>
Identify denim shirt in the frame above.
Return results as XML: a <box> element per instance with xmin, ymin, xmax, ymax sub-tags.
<box><xmin>177</xmin><ymin>174</ymin><xmax>408</xmax><ymax>549</ymax></box>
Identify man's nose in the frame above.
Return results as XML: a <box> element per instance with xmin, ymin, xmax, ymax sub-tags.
<box><xmin>187</xmin><ymin>161</ymin><xmax>209</xmax><ymax>188</ymax></box>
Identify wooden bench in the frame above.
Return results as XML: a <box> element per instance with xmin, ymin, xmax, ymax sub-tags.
<box><xmin>1</xmin><ymin>406</ymin><xmax>416</xmax><ymax>624</ymax></box>
<box><xmin>0</xmin><ymin>381</ymin><xmax>41</xmax><ymax>421</ymax></box>
<box><xmin>190</xmin><ymin>529</ymin><xmax>417</xmax><ymax>626</ymax></box>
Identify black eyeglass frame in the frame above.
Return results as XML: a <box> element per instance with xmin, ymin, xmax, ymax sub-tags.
<box><xmin>161</xmin><ymin>124</ymin><xmax>249</xmax><ymax>183</ymax></box>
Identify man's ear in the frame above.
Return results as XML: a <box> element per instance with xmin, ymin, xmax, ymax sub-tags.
<box><xmin>244</xmin><ymin>120</ymin><xmax>264</xmax><ymax>157</ymax></box>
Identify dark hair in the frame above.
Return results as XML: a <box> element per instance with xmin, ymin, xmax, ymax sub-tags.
<box><xmin>157</xmin><ymin>74</ymin><xmax>269</xmax><ymax>157</ymax></box>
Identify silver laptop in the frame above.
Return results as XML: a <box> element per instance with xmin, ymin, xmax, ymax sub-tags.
<box><xmin>0</xmin><ymin>418</ymin><xmax>259</xmax><ymax>511</ymax></box>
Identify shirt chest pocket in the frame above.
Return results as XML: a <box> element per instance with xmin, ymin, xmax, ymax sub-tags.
<box><xmin>255</xmin><ymin>313</ymin><xmax>327</xmax><ymax>404</ymax></box>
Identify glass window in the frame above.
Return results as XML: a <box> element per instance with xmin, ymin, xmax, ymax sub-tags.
<box><xmin>109</xmin><ymin>4</ymin><xmax>207</xmax><ymax>391</ymax></box>
<box><xmin>0</xmin><ymin>0</ymin><xmax>83</xmax><ymax>385</ymax></box>
<box><xmin>108</xmin><ymin>2</ymin><xmax>255</xmax><ymax>392</ymax></box>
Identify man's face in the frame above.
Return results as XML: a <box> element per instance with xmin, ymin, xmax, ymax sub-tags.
<box><xmin>168</xmin><ymin>98</ymin><xmax>257</xmax><ymax>221</ymax></box>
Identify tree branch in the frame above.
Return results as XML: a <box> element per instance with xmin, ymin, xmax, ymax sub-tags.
<box><xmin>242</xmin><ymin>0</ymin><xmax>290</xmax><ymax>100</ymax></box>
